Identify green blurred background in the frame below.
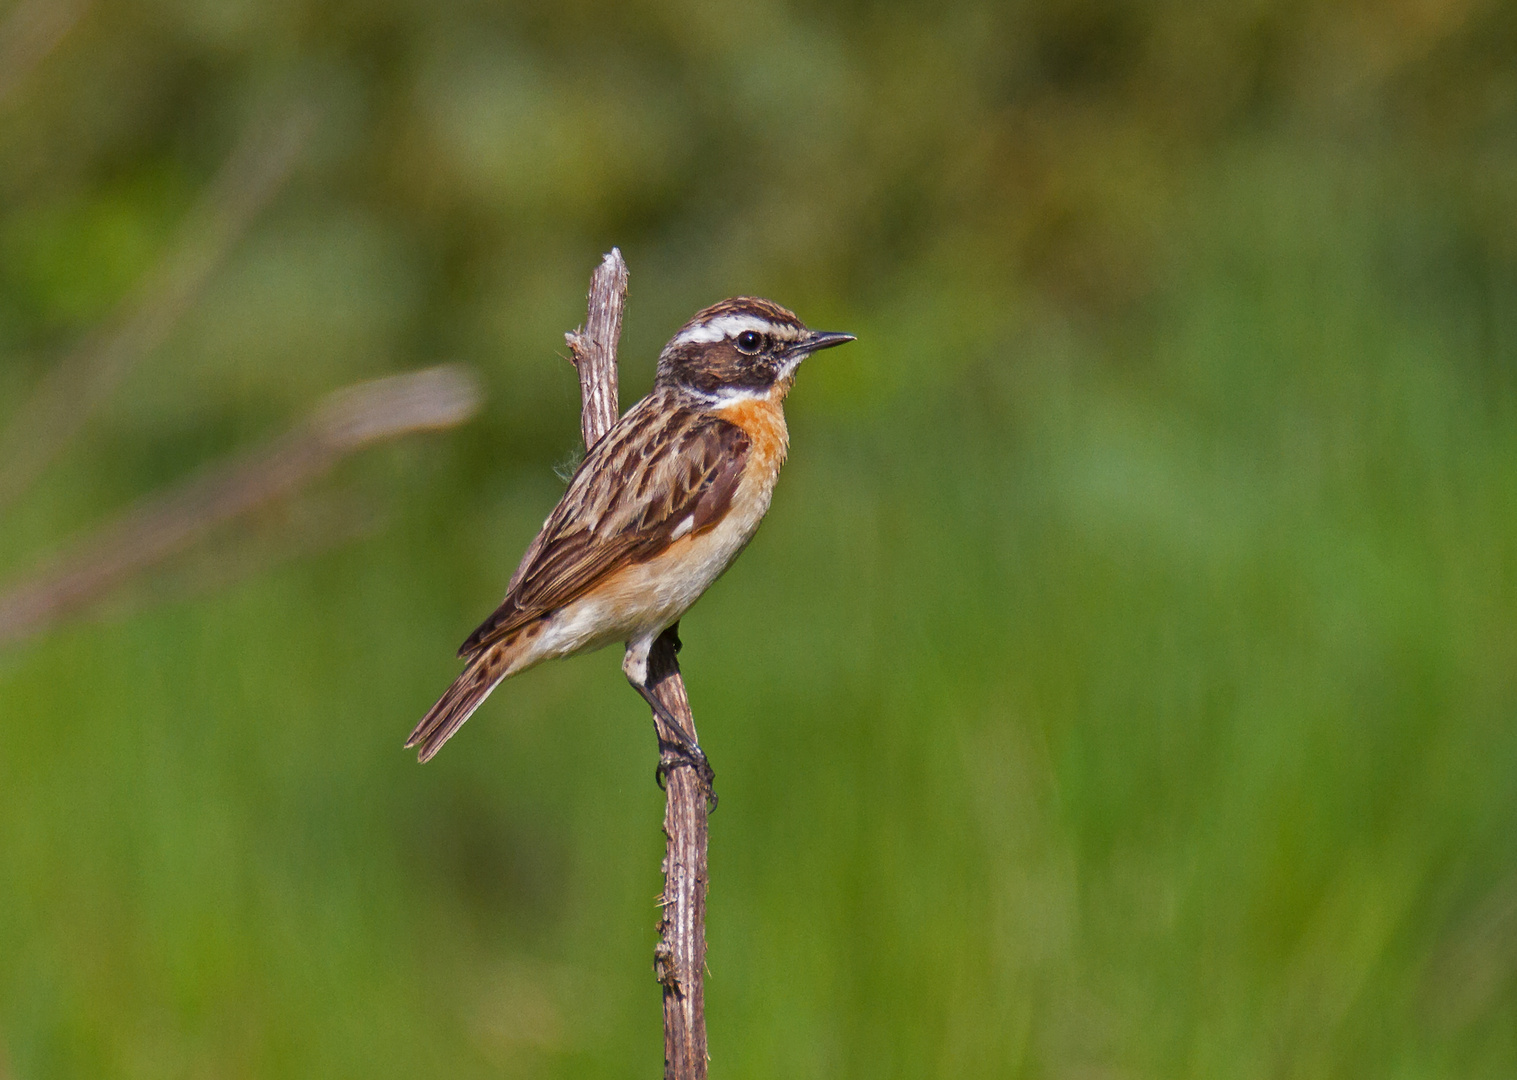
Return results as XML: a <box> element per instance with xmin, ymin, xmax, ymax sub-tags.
<box><xmin>3</xmin><ymin>0</ymin><xmax>1517</xmax><ymax>1076</ymax></box>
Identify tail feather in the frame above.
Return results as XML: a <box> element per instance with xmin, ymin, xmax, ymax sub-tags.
<box><xmin>407</xmin><ymin>643</ymin><xmax>514</xmax><ymax>762</ymax></box>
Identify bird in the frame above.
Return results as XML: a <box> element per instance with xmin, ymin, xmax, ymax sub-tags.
<box><xmin>406</xmin><ymin>296</ymin><xmax>854</xmax><ymax>777</ymax></box>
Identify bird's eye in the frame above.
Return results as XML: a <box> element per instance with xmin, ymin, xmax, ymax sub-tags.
<box><xmin>734</xmin><ymin>330</ymin><xmax>766</xmax><ymax>355</ymax></box>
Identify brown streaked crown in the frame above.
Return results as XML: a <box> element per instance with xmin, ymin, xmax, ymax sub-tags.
<box><xmin>655</xmin><ymin>297</ymin><xmax>813</xmax><ymax>396</ymax></box>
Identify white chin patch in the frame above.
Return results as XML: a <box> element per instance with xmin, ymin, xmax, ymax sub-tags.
<box><xmin>672</xmin><ymin>314</ymin><xmax>786</xmax><ymax>346</ymax></box>
<box><xmin>776</xmin><ymin>354</ymin><xmax>805</xmax><ymax>380</ymax></box>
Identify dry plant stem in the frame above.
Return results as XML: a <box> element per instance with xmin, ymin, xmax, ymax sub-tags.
<box><xmin>566</xmin><ymin>250</ymin><xmax>710</xmax><ymax>1080</ymax></box>
<box><xmin>0</xmin><ymin>364</ymin><xmax>480</xmax><ymax>647</ymax></box>
<box><xmin>0</xmin><ymin>0</ymin><xmax>90</xmax><ymax>105</ymax></box>
<box><xmin>565</xmin><ymin>249</ymin><xmax>627</xmax><ymax>450</ymax></box>
<box><xmin>0</xmin><ymin>106</ymin><xmax>311</xmax><ymax>512</ymax></box>
<box><xmin>647</xmin><ymin>629</ymin><xmax>710</xmax><ymax>1078</ymax></box>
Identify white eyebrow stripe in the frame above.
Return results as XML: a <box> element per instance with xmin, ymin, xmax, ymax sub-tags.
<box><xmin>671</xmin><ymin>314</ymin><xmax>798</xmax><ymax>346</ymax></box>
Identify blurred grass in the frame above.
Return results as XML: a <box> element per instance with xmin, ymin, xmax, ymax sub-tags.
<box><xmin>3</xmin><ymin>0</ymin><xmax>1517</xmax><ymax>1077</ymax></box>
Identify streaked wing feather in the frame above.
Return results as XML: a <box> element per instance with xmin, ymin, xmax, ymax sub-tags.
<box><xmin>459</xmin><ymin>394</ymin><xmax>750</xmax><ymax>657</ymax></box>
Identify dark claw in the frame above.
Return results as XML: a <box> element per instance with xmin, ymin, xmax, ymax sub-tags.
<box><xmin>655</xmin><ymin>737</ymin><xmax>718</xmax><ymax>811</ymax></box>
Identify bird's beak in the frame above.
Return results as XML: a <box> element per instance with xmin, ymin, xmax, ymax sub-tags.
<box><xmin>789</xmin><ymin>330</ymin><xmax>856</xmax><ymax>358</ymax></box>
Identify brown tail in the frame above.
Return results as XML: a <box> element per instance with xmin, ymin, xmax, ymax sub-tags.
<box><xmin>406</xmin><ymin>639</ymin><xmax>520</xmax><ymax>762</ymax></box>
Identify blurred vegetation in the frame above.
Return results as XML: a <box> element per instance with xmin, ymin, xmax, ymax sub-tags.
<box><xmin>3</xmin><ymin>0</ymin><xmax>1517</xmax><ymax>1076</ymax></box>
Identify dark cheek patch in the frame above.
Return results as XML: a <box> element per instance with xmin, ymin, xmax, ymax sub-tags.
<box><xmin>714</xmin><ymin>342</ymin><xmax>777</xmax><ymax>391</ymax></box>
<box><xmin>667</xmin><ymin>342</ymin><xmax>778</xmax><ymax>393</ymax></box>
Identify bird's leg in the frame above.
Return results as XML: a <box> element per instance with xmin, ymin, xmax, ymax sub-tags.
<box><xmin>636</xmin><ymin>681</ymin><xmax>714</xmax><ymax>782</ymax></box>
<box><xmin>624</xmin><ymin>629</ymin><xmax>716</xmax><ymax>807</ymax></box>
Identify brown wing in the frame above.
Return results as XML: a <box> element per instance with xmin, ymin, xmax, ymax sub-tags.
<box><xmin>459</xmin><ymin>393</ymin><xmax>750</xmax><ymax>657</ymax></box>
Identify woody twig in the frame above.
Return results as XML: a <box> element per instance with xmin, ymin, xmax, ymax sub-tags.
<box><xmin>566</xmin><ymin>250</ymin><xmax>710</xmax><ymax>1080</ymax></box>
<box><xmin>0</xmin><ymin>364</ymin><xmax>481</xmax><ymax>648</ymax></box>
<box><xmin>0</xmin><ymin>106</ymin><xmax>311</xmax><ymax>512</ymax></box>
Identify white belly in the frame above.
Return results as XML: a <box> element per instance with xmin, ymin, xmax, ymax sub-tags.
<box><xmin>521</xmin><ymin>469</ymin><xmax>776</xmax><ymax>665</ymax></box>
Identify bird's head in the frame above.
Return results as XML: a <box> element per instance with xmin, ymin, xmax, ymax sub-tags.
<box><xmin>655</xmin><ymin>297</ymin><xmax>854</xmax><ymax>400</ymax></box>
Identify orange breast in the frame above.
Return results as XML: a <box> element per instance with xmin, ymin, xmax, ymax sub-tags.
<box><xmin>563</xmin><ymin>391</ymin><xmax>793</xmax><ymax>640</ymax></box>
<box><xmin>715</xmin><ymin>393</ymin><xmax>789</xmax><ymax>475</ymax></box>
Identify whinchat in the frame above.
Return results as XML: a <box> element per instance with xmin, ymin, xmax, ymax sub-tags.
<box><xmin>407</xmin><ymin>297</ymin><xmax>854</xmax><ymax>768</ymax></box>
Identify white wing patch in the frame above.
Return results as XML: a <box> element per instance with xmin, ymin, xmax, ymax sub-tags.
<box><xmin>669</xmin><ymin>515</ymin><xmax>695</xmax><ymax>541</ymax></box>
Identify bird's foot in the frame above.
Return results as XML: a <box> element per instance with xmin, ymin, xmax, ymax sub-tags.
<box><xmin>655</xmin><ymin>738</ymin><xmax>717</xmax><ymax>812</ymax></box>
